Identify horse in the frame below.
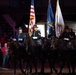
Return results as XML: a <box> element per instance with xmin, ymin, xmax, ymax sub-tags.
<box><xmin>47</xmin><ymin>37</ymin><xmax>59</xmax><ymax>74</ymax></box>
<box><xmin>9</xmin><ymin>38</ymin><xmax>26</xmax><ymax>75</ymax></box>
<box><xmin>24</xmin><ymin>34</ymin><xmax>38</xmax><ymax>74</ymax></box>
<box><xmin>56</xmin><ymin>38</ymin><xmax>72</xmax><ymax>73</ymax></box>
<box><xmin>69</xmin><ymin>39</ymin><xmax>76</xmax><ymax>73</ymax></box>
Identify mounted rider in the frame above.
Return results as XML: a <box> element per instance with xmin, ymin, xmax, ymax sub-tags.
<box><xmin>14</xmin><ymin>27</ymin><xmax>25</xmax><ymax>46</ymax></box>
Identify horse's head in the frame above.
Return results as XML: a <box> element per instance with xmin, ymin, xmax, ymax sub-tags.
<box><xmin>24</xmin><ymin>34</ymin><xmax>35</xmax><ymax>47</ymax></box>
<box><xmin>51</xmin><ymin>38</ymin><xmax>68</xmax><ymax>50</ymax></box>
<box><xmin>10</xmin><ymin>40</ymin><xmax>19</xmax><ymax>50</ymax></box>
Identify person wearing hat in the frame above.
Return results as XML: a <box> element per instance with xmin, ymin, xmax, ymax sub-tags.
<box><xmin>14</xmin><ymin>27</ymin><xmax>26</xmax><ymax>72</ymax></box>
<box><xmin>31</xmin><ymin>25</ymin><xmax>41</xmax><ymax>39</ymax></box>
<box><xmin>15</xmin><ymin>27</ymin><xmax>25</xmax><ymax>46</ymax></box>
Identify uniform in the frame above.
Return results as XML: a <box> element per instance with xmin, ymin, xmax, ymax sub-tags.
<box><xmin>31</xmin><ymin>25</ymin><xmax>41</xmax><ymax>46</ymax></box>
<box><xmin>32</xmin><ymin>30</ymin><xmax>41</xmax><ymax>39</ymax></box>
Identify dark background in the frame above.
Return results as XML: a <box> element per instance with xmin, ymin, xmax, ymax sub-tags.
<box><xmin>0</xmin><ymin>0</ymin><xmax>76</xmax><ymax>24</ymax></box>
<box><xmin>0</xmin><ymin>0</ymin><xmax>76</xmax><ymax>37</ymax></box>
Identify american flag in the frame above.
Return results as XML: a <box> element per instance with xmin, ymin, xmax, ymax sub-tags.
<box><xmin>29</xmin><ymin>0</ymin><xmax>36</xmax><ymax>36</ymax></box>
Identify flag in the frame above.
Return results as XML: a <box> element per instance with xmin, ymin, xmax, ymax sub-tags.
<box><xmin>55</xmin><ymin>0</ymin><xmax>65</xmax><ymax>37</ymax></box>
<box><xmin>47</xmin><ymin>0</ymin><xmax>54</xmax><ymax>35</ymax></box>
<box><xmin>29</xmin><ymin>0</ymin><xmax>36</xmax><ymax>36</ymax></box>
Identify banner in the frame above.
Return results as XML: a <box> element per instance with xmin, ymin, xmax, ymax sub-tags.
<box><xmin>55</xmin><ymin>0</ymin><xmax>65</xmax><ymax>37</ymax></box>
<box><xmin>47</xmin><ymin>0</ymin><xmax>54</xmax><ymax>35</ymax></box>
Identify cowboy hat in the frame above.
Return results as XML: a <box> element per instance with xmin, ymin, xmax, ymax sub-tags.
<box><xmin>34</xmin><ymin>25</ymin><xmax>38</xmax><ymax>28</ymax></box>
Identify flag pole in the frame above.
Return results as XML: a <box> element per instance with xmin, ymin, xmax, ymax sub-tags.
<box><xmin>28</xmin><ymin>10</ymin><xmax>30</xmax><ymax>36</ymax></box>
<box><xmin>28</xmin><ymin>28</ymin><xmax>29</xmax><ymax>36</ymax></box>
<box><xmin>28</xmin><ymin>0</ymin><xmax>31</xmax><ymax>36</ymax></box>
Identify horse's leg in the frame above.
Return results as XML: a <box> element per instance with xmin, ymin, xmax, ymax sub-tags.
<box><xmin>52</xmin><ymin>51</ymin><xmax>58</xmax><ymax>74</ymax></box>
<box><xmin>71</xmin><ymin>62</ymin><xmax>75</xmax><ymax>73</ymax></box>
<box><xmin>32</xmin><ymin>56</ymin><xmax>37</xmax><ymax>73</ymax></box>
<box><xmin>48</xmin><ymin>56</ymin><xmax>58</xmax><ymax>74</ymax></box>
<box><xmin>34</xmin><ymin>61</ymin><xmax>37</xmax><ymax>73</ymax></box>
<box><xmin>22</xmin><ymin>61</ymin><xmax>27</xmax><ymax>73</ymax></box>
<box><xmin>29</xmin><ymin>55</ymin><xmax>33</xmax><ymax>74</ymax></box>
<box><xmin>48</xmin><ymin>59</ymin><xmax>53</xmax><ymax>74</ymax></box>
<box><xmin>40</xmin><ymin>55</ymin><xmax>45</xmax><ymax>73</ymax></box>
<box><xmin>19</xmin><ymin>59</ymin><xmax>25</xmax><ymax>74</ymax></box>
<box><xmin>67</xmin><ymin>61</ymin><xmax>71</xmax><ymax>73</ymax></box>
<box><xmin>14</xmin><ymin>60</ymin><xmax>17</xmax><ymax>75</ymax></box>
<box><xmin>70</xmin><ymin>50</ymin><xmax>75</xmax><ymax>74</ymax></box>
<box><xmin>59</xmin><ymin>60</ymin><xmax>65</xmax><ymax>74</ymax></box>
<box><xmin>51</xmin><ymin>60</ymin><xmax>58</xmax><ymax>73</ymax></box>
<box><xmin>66</xmin><ymin>52</ymin><xmax>71</xmax><ymax>73</ymax></box>
<box><xmin>29</xmin><ymin>63</ymin><xmax>32</xmax><ymax>73</ymax></box>
<box><xmin>26</xmin><ymin>60</ymin><xmax>29</xmax><ymax>73</ymax></box>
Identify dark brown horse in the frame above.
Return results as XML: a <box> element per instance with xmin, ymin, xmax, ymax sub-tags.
<box><xmin>69</xmin><ymin>39</ymin><xmax>76</xmax><ymax>73</ymax></box>
<box><xmin>55</xmin><ymin>38</ymin><xmax>71</xmax><ymax>73</ymax></box>
<box><xmin>9</xmin><ymin>39</ymin><xmax>26</xmax><ymax>75</ymax></box>
<box><xmin>24</xmin><ymin>34</ymin><xmax>37</xmax><ymax>74</ymax></box>
<box><xmin>10</xmin><ymin>33</ymin><xmax>38</xmax><ymax>74</ymax></box>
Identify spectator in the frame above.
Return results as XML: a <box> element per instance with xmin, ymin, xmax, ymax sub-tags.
<box><xmin>1</xmin><ymin>43</ymin><xmax>10</xmax><ymax>69</ymax></box>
